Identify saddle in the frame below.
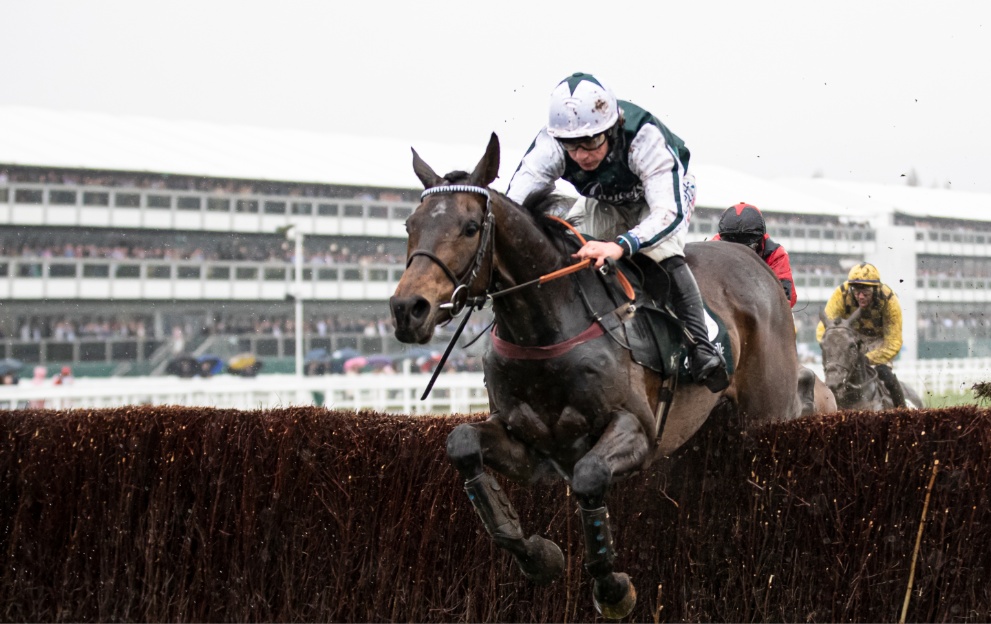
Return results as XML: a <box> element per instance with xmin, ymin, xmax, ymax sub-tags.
<box><xmin>553</xmin><ymin>226</ymin><xmax>733</xmax><ymax>381</ymax></box>
<box><xmin>605</xmin><ymin>253</ymin><xmax>734</xmax><ymax>381</ymax></box>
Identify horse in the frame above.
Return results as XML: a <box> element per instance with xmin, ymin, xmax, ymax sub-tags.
<box><xmin>389</xmin><ymin>133</ymin><xmax>807</xmax><ymax>619</ymax></box>
<box><xmin>799</xmin><ymin>364</ymin><xmax>837</xmax><ymax>416</ymax></box>
<box><xmin>819</xmin><ymin>308</ymin><xmax>923</xmax><ymax>410</ymax></box>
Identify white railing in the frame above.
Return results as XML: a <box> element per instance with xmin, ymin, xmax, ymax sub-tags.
<box><xmin>806</xmin><ymin>357</ymin><xmax>991</xmax><ymax>398</ymax></box>
<box><xmin>2</xmin><ymin>358</ymin><xmax>987</xmax><ymax>413</ymax></box>
<box><xmin>0</xmin><ymin>372</ymin><xmax>490</xmax><ymax>414</ymax></box>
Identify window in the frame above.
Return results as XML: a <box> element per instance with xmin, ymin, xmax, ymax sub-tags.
<box><xmin>264</xmin><ymin>201</ymin><xmax>287</xmax><ymax>215</ymax></box>
<box><xmin>147</xmin><ymin>265</ymin><xmax>172</xmax><ymax>279</ymax></box>
<box><xmin>48</xmin><ymin>263</ymin><xmax>77</xmax><ymax>278</ymax></box>
<box><xmin>391</xmin><ymin>268</ymin><xmax>404</xmax><ymax>281</ymax></box>
<box><xmin>0</xmin><ymin>189</ymin><xmax>7</xmax><ymax>202</ymax></box>
<box><xmin>369</xmin><ymin>205</ymin><xmax>389</xmax><ymax>218</ymax></box>
<box><xmin>264</xmin><ymin>267</ymin><xmax>286</xmax><ymax>280</ymax></box>
<box><xmin>343</xmin><ymin>268</ymin><xmax>361</xmax><ymax>281</ymax></box>
<box><xmin>83</xmin><ymin>192</ymin><xmax>109</xmax><ymax>206</ymax></box>
<box><xmin>368</xmin><ymin>268</ymin><xmax>389</xmax><ymax>281</ymax></box>
<box><xmin>0</xmin><ymin>263</ymin><xmax>7</xmax><ymax>277</ymax></box>
<box><xmin>115</xmin><ymin>193</ymin><xmax>141</xmax><ymax>208</ymax></box>
<box><xmin>18</xmin><ymin>262</ymin><xmax>43</xmax><ymax>277</ymax></box>
<box><xmin>115</xmin><ymin>264</ymin><xmax>141</xmax><ymax>278</ymax></box>
<box><xmin>292</xmin><ymin>202</ymin><xmax>313</xmax><ymax>215</ymax></box>
<box><xmin>177</xmin><ymin>266</ymin><xmax>201</xmax><ymax>279</ymax></box>
<box><xmin>235</xmin><ymin>267</ymin><xmax>258</xmax><ymax>280</ymax></box>
<box><xmin>83</xmin><ymin>264</ymin><xmax>110</xmax><ymax>278</ymax></box>
<box><xmin>318</xmin><ymin>203</ymin><xmax>338</xmax><ymax>216</ymax></box>
<box><xmin>14</xmin><ymin>189</ymin><xmax>43</xmax><ymax>204</ymax></box>
<box><xmin>343</xmin><ymin>204</ymin><xmax>364</xmax><ymax>217</ymax></box>
<box><xmin>207</xmin><ymin>266</ymin><xmax>230</xmax><ymax>280</ymax></box>
<box><xmin>393</xmin><ymin>206</ymin><xmax>412</xmax><ymax>220</ymax></box>
<box><xmin>236</xmin><ymin>199</ymin><xmax>259</xmax><ymax>213</ymax></box>
<box><xmin>147</xmin><ymin>195</ymin><xmax>172</xmax><ymax>209</ymax></box>
<box><xmin>207</xmin><ymin>197</ymin><xmax>231</xmax><ymax>212</ymax></box>
<box><xmin>177</xmin><ymin>196</ymin><xmax>201</xmax><ymax>210</ymax></box>
<box><xmin>49</xmin><ymin>190</ymin><xmax>77</xmax><ymax>205</ymax></box>
<box><xmin>317</xmin><ymin>268</ymin><xmax>338</xmax><ymax>280</ymax></box>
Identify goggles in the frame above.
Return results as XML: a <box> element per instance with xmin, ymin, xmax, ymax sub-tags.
<box><xmin>720</xmin><ymin>232</ymin><xmax>763</xmax><ymax>250</ymax></box>
<box><xmin>557</xmin><ymin>133</ymin><xmax>608</xmax><ymax>153</ymax></box>
<box><xmin>850</xmin><ymin>283</ymin><xmax>876</xmax><ymax>294</ymax></box>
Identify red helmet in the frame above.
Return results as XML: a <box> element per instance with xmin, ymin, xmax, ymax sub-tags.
<box><xmin>718</xmin><ymin>202</ymin><xmax>766</xmax><ymax>250</ymax></box>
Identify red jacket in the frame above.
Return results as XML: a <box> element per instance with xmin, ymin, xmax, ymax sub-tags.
<box><xmin>712</xmin><ymin>233</ymin><xmax>797</xmax><ymax>307</ymax></box>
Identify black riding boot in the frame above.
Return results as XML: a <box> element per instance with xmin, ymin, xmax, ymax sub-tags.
<box><xmin>875</xmin><ymin>364</ymin><xmax>907</xmax><ymax>408</ymax></box>
<box><xmin>660</xmin><ymin>256</ymin><xmax>729</xmax><ymax>392</ymax></box>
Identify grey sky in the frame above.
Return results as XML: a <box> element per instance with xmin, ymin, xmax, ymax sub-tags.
<box><xmin>3</xmin><ymin>0</ymin><xmax>990</xmax><ymax>192</ymax></box>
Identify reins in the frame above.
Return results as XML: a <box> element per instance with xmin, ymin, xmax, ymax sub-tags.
<box><xmin>410</xmin><ymin>185</ymin><xmax>636</xmax><ymax>399</ymax></box>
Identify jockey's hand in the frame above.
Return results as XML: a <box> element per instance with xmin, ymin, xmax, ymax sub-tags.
<box><xmin>572</xmin><ymin>241</ymin><xmax>624</xmax><ymax>269</ymax></box>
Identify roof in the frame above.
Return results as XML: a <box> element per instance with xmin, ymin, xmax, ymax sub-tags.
<box><xmin>0</xmin><ymin>106</ymin><xmax>513</xmax><ymax>191</ymax></box>
<box><xmin>2</xmin><ymin>106</ymin><xmax>986</xmax><ymax>223</ymax></box>
<box><xmin>777</xmin><ymin>178</ymin><xmax>991</xmax><ymax>224</ymax></box>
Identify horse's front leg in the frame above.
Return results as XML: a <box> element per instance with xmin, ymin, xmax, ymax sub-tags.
<box><xmin>446</xmin><ymin>416</ymin><xmax>566</xmax><ymax>585</ymax></box>
<box><xmin>573</xmin><ymin>409</ymin><xmax>650</xmax><ymax>620</ymax></box>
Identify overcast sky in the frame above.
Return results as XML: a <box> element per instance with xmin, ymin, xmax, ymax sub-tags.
<box><xmin>3</xmin><ymin>1</ymin><xmax>990</xmax><ymax>192</ymax></box>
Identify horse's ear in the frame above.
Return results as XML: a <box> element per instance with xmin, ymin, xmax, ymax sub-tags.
<box><xmin>846</xmin><ymin>306</ymin><xmax>864</xmax><ymax>326</ymax></box>
<box><xmin>469</xmin><ymin>132</ymin><xmax>500</xmax><ymax>187</ymax></box>
<box><xmin>412</xmin><ymin>147</ymin><xmax>444</xmax><ymax>189</ymax></box>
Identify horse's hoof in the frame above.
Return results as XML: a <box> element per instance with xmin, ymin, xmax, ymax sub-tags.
<box><xmin>593</xmin><ymin>573</ymin><xmax>637</xmax><ymax>620</ymax></box>
<box><xmin>516</xmin><ymin>535</ymin><xmax>565</xmax><ymax>585</ymax></box>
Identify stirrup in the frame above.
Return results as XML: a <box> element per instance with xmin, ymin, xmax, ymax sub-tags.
<box><xmin>692</xmin><ymin>350</ymin><xmax>729</xmax><ymax>392</ymax></box>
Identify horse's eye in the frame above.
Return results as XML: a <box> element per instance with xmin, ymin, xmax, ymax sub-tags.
<box><xmin>463</xmin><ymin>221</ymin><xmax>480</xmax><ymax>237</ymax></box>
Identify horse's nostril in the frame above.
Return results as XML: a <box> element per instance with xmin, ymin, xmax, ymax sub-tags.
<box><xmin>411</xmin><ymin>298</ymin><xmax>430</xmax><ymax>321</ymax></box>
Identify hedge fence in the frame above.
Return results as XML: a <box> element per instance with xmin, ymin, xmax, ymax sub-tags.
<box><xmin>0</xmin><ymin>405</ymin><xmax>989</xmax><ymax>622</ymax></box>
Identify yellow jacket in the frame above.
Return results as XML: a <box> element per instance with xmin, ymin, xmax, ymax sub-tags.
<box><xmin>815</xmin><ymin>282</ymin><xmax>903</xmax><ymax>365</ymax></box>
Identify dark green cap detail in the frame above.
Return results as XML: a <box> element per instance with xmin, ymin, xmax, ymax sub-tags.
<box><xmin>562</xmin><ymin>72</ymin><xmax>603</xmax><ymax>95</ymax></box>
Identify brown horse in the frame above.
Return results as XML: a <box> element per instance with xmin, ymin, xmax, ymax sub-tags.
<box><xmin>390</xmin><ymin>133</ymin><xmax>805</xmax><ymax>618</ymax></box>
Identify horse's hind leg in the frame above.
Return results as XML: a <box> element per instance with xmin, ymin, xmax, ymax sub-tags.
<box><xmin>447</xmin><ymin>419</ymin><xmax>565</xmax><ymax>585</ymax></box>
<box><xmin>572</xmin><ymin>409</ymin><xmax>649</xmax><ymax>620</ymax></box>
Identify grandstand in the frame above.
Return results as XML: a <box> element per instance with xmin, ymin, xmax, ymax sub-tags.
<box><xmin>1</xmin><ymin>106</ymin><xmax>987</xmax><ymax>376</ymax></box>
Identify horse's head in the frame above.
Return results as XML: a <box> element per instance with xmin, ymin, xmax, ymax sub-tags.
<box><xmin>819</xmin><ymin>306</ymin><xmax>865</xmax><ymax>394</ymax></box>
<box><xmin>389</xmin><ymin>133</ymin><xmax>501</xmax><ymax>344</ymax></box>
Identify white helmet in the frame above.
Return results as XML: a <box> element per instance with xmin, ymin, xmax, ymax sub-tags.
<box><xmin>546</xmin><ymin>72</ymin><xmax>620</xmax><ymax>139</ymax></box>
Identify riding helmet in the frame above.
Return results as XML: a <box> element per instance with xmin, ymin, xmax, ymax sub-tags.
<box><xmin>717</xmin><ymin>202</ymin><xmax>766</xmax><ymax>250</ymax></box>
<box><xmin>546</xmin><ymin>72</ymin><xmax>620</xmax><ymax>139</ymax></box>
<box><xmin>847</xmin><ymin>262</ymin><xmax>881</xmax><ymax>286</ymax></box>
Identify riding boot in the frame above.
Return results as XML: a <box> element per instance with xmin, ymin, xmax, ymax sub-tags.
<box><xmin>659</xmin><ymin>256</ymin><xmax>729</xmax><ymax>392</ymax></box>
<box><xmin>875</xmin><ymin>364</ymin><xmax>907</xmax><ymax>408</ymax></box>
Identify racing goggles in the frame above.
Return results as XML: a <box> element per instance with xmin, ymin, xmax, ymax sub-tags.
<box><xmin>557</xmin><ymin>133</ymin><xmax>608</xmax><ymax>153</ymax></box>
<box><xmin>720</xmin><ymin>232</ymin><xmax>763</xmax><ymax>251</ymax></box>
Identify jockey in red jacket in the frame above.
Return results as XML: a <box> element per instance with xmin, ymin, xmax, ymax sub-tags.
<box><xmin>712</xmin><ymin>202</ymin><xmax>797</xmax><ymax>308</ymax></box>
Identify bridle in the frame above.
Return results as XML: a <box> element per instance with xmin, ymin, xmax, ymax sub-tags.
<box><xmin>406</xmin><ymin>184</ymin><xmax>496</xmax><ymax>318</ymax></box>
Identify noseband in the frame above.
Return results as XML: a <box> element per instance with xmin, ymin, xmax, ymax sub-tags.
<box><xmin>406</xmin><ymin>184</ymin><xmax>495</xmax><ymax>317</ymax></box>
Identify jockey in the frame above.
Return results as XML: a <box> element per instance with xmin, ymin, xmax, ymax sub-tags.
<box><xmin>506</xmin><ymin>72</ymin><xmax>728</xmax><ymax>392</ymax></box>
<box><xmin>815</xmin><ymin>262</ymin><xmax>907</xmax><ymax>407</ymax></box>
<box><xmin>712</xmin><ymin>202</ymin><xmax>797</xmax><ymax>307</ymax></box>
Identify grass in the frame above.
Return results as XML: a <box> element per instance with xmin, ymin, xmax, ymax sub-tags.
<box><xmin>922</xmin><ymin>388</ymin><xmax>984</xmax><ymax>408</ymax></box>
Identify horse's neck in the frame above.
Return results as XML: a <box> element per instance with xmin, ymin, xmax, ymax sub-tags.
<box><xmin>489</xmin><ymin>201</ymin><xmax>591</xmax><ymax>345</ymax></box>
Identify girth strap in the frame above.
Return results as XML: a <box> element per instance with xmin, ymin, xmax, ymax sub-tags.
<box><xmin>490</xmin><ymin>321</ymin><xmax>605</xmax><ymax>360</ymax></box>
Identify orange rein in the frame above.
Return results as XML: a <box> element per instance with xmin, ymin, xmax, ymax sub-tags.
<box><xmin>543</xmin><ymin>215</ymin><xmax>636</xmax><ymax>301</ymax></box>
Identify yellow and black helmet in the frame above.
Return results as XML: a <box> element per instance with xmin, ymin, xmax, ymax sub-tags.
<box><xmin>847</xmin><ymin>262</ymin><xmax>881</xmax><ymax>286</ymax></box>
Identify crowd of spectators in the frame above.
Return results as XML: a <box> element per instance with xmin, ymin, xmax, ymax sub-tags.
<box><xmin>1</xmin><ymin>312</ymin><xmax>493</xmax><ymax>345</ymax></box>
